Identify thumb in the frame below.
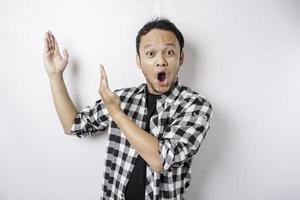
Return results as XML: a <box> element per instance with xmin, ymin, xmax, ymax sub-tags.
<box><xmin>62</xmin><ymin>49</ymin><xmax>69</xmax><ymax>61</ymax></box>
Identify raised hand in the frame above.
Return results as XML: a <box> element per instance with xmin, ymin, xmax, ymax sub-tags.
<box><xmin>43</xmin><ymin>31</ymin><xmax>69</xmax><ymax>76</ymax></box>
<box><xmin>98</xmin><ymin>64</ymin><xmax>121</xmax><ymax>117</ymax></box>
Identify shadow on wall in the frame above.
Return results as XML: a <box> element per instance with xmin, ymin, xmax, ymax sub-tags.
<box><xmin>69</xmin><ymin>59</ymin><xmax>83</xmax><ymax>110</ymax></box>
<box><xmin>180</xmin><ymin>42</ymin><xmax>227</xmax><ymax>199</ymax></box>
<box><xmin>68</xmin><ymin>59</ymin><xmax>109</xmax><ymax>140</ymax></box>
<box><xmin>178</xmin><ymin>40</ymin><xmax>200</xmax><ymax>88</ymax></box>
<box><xmin>186</xmin><ymin>110</ymin><xmax>227</xmax><ymax>199</ymax></box>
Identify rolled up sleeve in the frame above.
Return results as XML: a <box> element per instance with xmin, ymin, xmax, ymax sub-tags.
<box><xmin>70</xmin><ymin>99</ymin><xmax>110</xmax><ymax>138</ymax></box>
<box><xmin>158</xmin><ymin>97</ymin><xmax>213</xmax><ymax>174</ymax></box>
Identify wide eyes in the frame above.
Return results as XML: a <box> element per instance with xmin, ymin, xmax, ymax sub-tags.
<box><xmin>166</xmin><ymin>49</ymin><xmax>174</xmax><ymax>56</ymax></box>
<box><xmin>146</xmin><ymin>51</ymin><xmax>155</xmax><ymax>57</ymax></box>
<box><xmin>145</xmin><ymin>49</ymin><xmax>175</xmax><ymax>57</ymax></box>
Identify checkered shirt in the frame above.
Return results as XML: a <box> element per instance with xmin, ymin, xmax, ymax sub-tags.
<box><xmin>70</xmin><ymin>77</ymin><xmax>213</xmax><ymax>200</ymax></box>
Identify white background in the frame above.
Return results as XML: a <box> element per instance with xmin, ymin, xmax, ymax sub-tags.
<box><xmin>0</xmin><ymin>0</ymin><xmax>299</xmax><ymax>199</ymax></box>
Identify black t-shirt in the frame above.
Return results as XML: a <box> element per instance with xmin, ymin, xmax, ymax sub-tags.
<box><xmin>124</xmin><ymin>86</ymin><xmax>161</xmax><ymax>200</ymax></box>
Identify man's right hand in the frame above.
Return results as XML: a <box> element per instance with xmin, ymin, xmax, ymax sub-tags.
<box><xmin>43</xmin><ymin>31</ymin><xmax>69</xmax><ymax>76</ymax></box>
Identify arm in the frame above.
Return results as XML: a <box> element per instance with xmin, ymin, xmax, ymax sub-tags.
<box><xmin>69</xmin><ymin>98</ymin><xmax>110</xmax><ymax>138</ymax></box>
<box><xmin>97</xmin><ymin>66</ymin><xmax>213</xmax><ymax>173</ymax></box>
<box><xmin>112</xmin><ymin>97</ymin><xmax>213</xmax><ymax>174</ymax></box>
<box><xmin>48</xmin><ymin>74</ymin><xmax>78</xmax><ymax>134</ymax></box>
<box><xmin>158</xmin><ymin>98</ymin><xmax>212</xmax><ymax>174</ymax></box>
<box><xmin>43</xmin><ymin>31</ymin><xmax>78</xmax><ymax>134</ymax></box>
<box><xmin>98</xmin><ymin>65</ymin><xmax>163</xmax><ymax>172</ymax></box>
<box><xmin>113</xmin><ymin>111</ymin><xmax>163</xmax><ymax>172</ymax></box>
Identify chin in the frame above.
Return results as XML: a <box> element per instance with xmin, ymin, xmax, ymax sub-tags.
<box><xmin>155</xmin><ymin>84</ymin><xmax>172</xmax><ymax>94</ymax></box>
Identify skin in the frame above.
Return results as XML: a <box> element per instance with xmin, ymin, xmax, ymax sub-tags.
<box><xmin>44</xmin><ymin>29</ymin><xmax>184</xmax><ymax>172</ymax></box>
<box><xmin>43</xmin><ymin>31</ymin><xmax>78</xmax><ymax>135</ymax></box>
<box><xmin>136</xmin><ymin>29</ymin><xmax>184</xmax><ymax>94</ymax></box>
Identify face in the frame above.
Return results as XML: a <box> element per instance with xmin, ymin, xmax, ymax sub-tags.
<box><xmin>136</xmin><ymin>29</ymin><xmax>184</xmax><ymax>95</ymax></box>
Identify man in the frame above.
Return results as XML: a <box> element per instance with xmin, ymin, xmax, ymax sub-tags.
<box><xmin>43</xmin><ymin>18</ymin><xmax>212</xmax><ymax>200</ymax></box>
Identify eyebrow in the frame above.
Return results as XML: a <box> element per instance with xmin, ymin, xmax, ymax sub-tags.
<box><xmin>143</xmin><ymin>43</ymin><xmax>176</xmax><ymax>49</ymax></box>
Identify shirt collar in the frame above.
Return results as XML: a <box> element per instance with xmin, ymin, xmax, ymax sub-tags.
<box><xmin>137</xmin><ymin>76</ymin><xmax>181</xmax><ymax>104</ymax></box>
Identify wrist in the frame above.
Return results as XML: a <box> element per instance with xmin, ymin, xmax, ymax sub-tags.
<box><xmin>111</xmin><ymin>108</ymin><xmax>124</xmax><ymax>123</ymax></box>
<box><xmin>48</xmin><ymin>72</ymin><xmax>64</xmax><ymax>81</ymax></box>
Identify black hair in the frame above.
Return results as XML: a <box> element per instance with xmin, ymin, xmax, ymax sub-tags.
<box><xmin>136</xmin><ymin>18</ymin><xmax>184</xmax><ymax>56</ymax></box>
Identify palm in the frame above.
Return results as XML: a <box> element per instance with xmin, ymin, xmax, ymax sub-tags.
<box><xmin>43</xmin><ymin>31</ymin><xmax>68</xmax><ymax>75</ymax></box>
<box><xmin>45</xmin><ymin>49</ymin><xmax>67</xmax><ymax>72</ymax></box>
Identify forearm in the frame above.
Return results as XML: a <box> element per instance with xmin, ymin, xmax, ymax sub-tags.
<box><xmin>48</xmin><ymin>73</ymin><xmax>78</xmax><ymax>134</ymax></box>
<box><xmin>98</xmin><ymin>65</ymin><xmax>163</xmax><ymax>171</ymax></box>
<box><xmin>113</xmin><ymin>111</ymin><xmax>163</xmax><ymax>172</ymax></box>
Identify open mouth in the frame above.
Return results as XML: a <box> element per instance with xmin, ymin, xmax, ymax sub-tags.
<box><xmin>157</xmin><ymin>71</ymin><xmax>167</xmax><ymax>82</ymax></box>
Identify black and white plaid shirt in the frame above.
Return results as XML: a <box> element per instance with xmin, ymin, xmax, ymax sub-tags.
<box><xmin>70</xmin><ymin>77</ymin><xmax>213</xmax><ymax>200</ymax></box>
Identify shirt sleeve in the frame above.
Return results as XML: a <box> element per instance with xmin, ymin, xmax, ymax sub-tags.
<box><xmin>69</xmin><ymin>98</ymin><xmax>110</xmax><ymax>138</ymax></box>
<box><xmin>158</xmin><ymin>97</ymin><xmax>213</xmax><ymax>174</ymax></box>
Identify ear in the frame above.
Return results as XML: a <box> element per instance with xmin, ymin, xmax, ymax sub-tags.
<box><xmin>136</xmin><ymin>54</ymin><xmax>141</xmax><ymax>69</ymax></box>
<box><xmin>179</xmin><ymin>50</ymin><xmax>184</xmax><ymax>66</ymax></box>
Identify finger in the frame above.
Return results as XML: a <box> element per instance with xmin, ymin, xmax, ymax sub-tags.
<box><xmin>44</xmin><ymin>37</ymin><xmax>49</xmax><ymax>53</ymax></box>
<box><xmin>47</xmin><ymin>31</ymin><xmax>52</xmax><ymax>50</ymax></box>
<box><xmin>51</xmin><ymin>32</ymin><xmax>63</xmax><ymax>57</ymax></box>
<box><xmin>45</xmin><ymin>31</ymin><xmax>51</xmax><ymax>50</ymax></box>
<box><xmin>62</xmin><ymin>49</ymin><xmax>69</xmax><ymax>62</ymax></box>
<box><xmin>98</xmin><ymin>84</ymin><xmax>108</xmax><ymax>99</ymax></box>
<box><xmin>45</xmin><ymin>31</ymin><xmax>52</xmax><ymax>53</ymax></box>
<box><xmin>100</xmin><ymin>64</ymin><xmax>109</xmax><ymax>86</ymax></box>
<box><xmin>100</xmin><ymin>65</ymin><xmax>106</xmax><ymax>86</ymax></box>
<box><xmin>98</xmin><ymin>78</ymin><xmax>108</xmax><ymax>99</ymax></box>
<box><xmin>49</xmin><ymin>31</ymin><xmax>54</xmax><ymax>51</ymax></box>
<box><xmin>99</xmin><ymin>67</ymin><xmax>104</xmax><ymax>92</ymax></box>
<box><xmin>53</xmin><ymin>34</ymin><xmax>60</xmax><ymax>52</ymax></box>
<box><xmin>100</xmin><ymin>65</ymin><xmax>111</xmax><ymax>95</ymax></box>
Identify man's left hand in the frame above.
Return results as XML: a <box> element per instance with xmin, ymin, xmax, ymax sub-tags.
<box><xmin>98</xmin><ymin>64</ymin><xmax>122</xmax><ymax>117</ymax></box>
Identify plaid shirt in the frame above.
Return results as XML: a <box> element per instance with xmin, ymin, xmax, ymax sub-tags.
<box><xmin>70</xmin><ymin>77</ymin><xmax>213</xmax><ymax>200</ymax></box>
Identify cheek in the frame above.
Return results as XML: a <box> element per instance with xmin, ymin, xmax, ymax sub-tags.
<box><xmin>140</xmin><ymin>62</ymin><xmax>154</xmax><ymax>75</ymax></box>
<box><xmin>141</xmin><ymin>58</ymin><xmax>155</xmax><ymax>66</ymax></box>
<box><xmin>168</xmin><ymin>57</ymin><xmax>181</xmax><ymax>67</ymax></box>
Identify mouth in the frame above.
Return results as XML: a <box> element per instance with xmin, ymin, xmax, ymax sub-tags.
<box><xmin>157</xmin><ymin>71</ymin><xmax>168</xmax><ymax>86</ymax></box>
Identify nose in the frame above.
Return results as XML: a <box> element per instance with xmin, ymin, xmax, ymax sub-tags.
<box><xmin>156</xmin><ymin>53</ymin><xmax>167</xmax><ymax>67</ymax></box>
